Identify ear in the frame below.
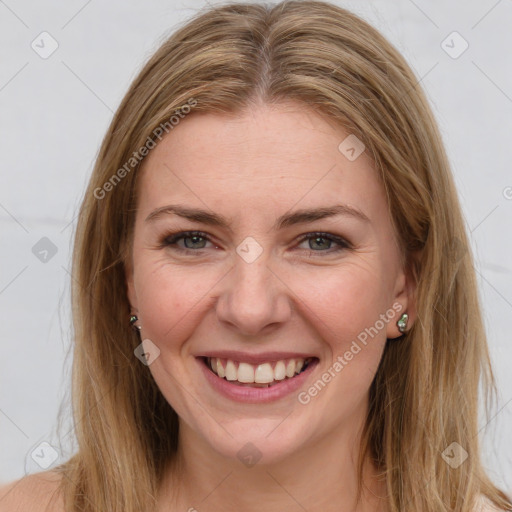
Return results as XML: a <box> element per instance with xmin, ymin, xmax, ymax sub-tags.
<box><xmin>386</xmin><ymin>251</ymin><xmax>420</xmax><ymax>339</ymax></box>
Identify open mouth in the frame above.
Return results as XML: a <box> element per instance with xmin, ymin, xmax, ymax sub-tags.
<box><xmin>200</xmin><ymin>356</ymin><xmax>318</xmax><ymax>388</ymax></box>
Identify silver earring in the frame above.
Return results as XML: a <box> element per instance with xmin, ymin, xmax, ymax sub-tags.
<box><xmin>129</xmin><ymin>314</ymin><xmax>141</xmax><ymax>332</ymax></box>
<box><xmin>397</xmin><ymin>313</ymin><xmax>408</xmax><ymax>333</ymax></box>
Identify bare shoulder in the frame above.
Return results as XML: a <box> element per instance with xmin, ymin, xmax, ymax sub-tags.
<box><xmin>0</xmin><ymin>471</ymin><xmax>65</xmax><ymax>512</ymax></box>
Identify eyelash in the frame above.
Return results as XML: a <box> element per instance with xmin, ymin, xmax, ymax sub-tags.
<box><xmin>159</xmin><ymin>230</ymin><xmax>351</xmax><ymax>256</ymax></box>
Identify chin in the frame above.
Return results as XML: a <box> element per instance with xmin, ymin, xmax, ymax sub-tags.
<box><xmin>189</xmin><ymin>413</ymin><xmax>317</xmax><ymax>467</ymax></box>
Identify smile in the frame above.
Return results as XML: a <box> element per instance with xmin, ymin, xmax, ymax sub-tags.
<box><xmin>197</xmin><ymin>355</ymin><xmax>320</xmax><ymax>403</ymax></box>
<box><xmin>206</xmin><ymin>356</ymin><xmax>314</xmax><ymax>387</ymax></box>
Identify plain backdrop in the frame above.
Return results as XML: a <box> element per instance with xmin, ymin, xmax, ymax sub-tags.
<box><xmin>0</xmin><ymin>0</ymin><xmax>511</xmax><ymax>492</ymax></box>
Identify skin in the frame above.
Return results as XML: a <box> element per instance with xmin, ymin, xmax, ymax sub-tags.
<box><xmin>125</xmin><ymin>100</ymin><xmax>417</xmax><ymax>512</ymax></box>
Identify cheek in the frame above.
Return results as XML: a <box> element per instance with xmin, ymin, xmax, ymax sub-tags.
<box><xmin>315</xmin><ymin>270</ymin><xmax>389</xmax><ymax>399</ymax></box>
<box><xmin>133</xmin><ymin>258</ymin><xmax>219</xmax><ymax>349</ymax></box>
<box><xmin>291</xmin><ymin>260</ymin><xmax>390</xmax><ymax>355</ymax></box>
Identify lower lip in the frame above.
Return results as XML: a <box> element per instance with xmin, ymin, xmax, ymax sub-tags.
<box><xmin>197</xmin><ymin>357</ymin><xmax>319</xmax><ymax>403</ymax></box>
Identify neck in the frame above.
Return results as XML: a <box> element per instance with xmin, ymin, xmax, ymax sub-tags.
<box><xmin>157</xmin><ymin>402</ymin><xmax>387</xmax><ymax>512</ymax></box>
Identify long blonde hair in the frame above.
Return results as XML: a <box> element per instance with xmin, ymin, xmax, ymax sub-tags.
<box><xmin>51</xmin><ymin>1</ymin><xmax>512</xmax><ymax>511</ymax></box>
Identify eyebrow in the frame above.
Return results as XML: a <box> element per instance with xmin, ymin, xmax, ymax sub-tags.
<box><xmin>144</xmin><ymin>203</ymin><xmax>370</xmax><ymax>230</ymax></box>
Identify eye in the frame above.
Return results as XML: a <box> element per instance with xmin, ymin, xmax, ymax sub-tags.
<box><xmin>161</xmin><ymin>231</ymin><xmax>215</xmax><ymax>253</ymax></box>
<box><xmin>159</xmin><ymin>230</ymin><xmax>351</xmax><ymax>256</ymax></box>
<box><xmin>295</xmin><ymin>232</ymin><xmax>351</xmax><ymax>255</ymax></box>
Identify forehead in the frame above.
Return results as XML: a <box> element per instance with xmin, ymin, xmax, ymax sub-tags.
<box><xmin>135</xmin><ymin>102</ymin><xmax>386</xmax><ymax>223</ymax></box>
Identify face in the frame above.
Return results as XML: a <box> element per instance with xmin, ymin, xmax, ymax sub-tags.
<box><xmin>126</xmin><ymin>101</ymin><xmax>415</xmax><ymax>465</ymax></box>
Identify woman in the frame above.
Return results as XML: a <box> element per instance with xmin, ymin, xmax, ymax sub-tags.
<box><xmin>1</xmin><ymin>1</ymin><xmax>510</xmax><ymax>511</ymax></box>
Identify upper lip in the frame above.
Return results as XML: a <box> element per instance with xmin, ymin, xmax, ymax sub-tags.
<box><xmin>196</xmin><ymin>350</ymin><xmax>318</xmax><ymax>365</ymax></box>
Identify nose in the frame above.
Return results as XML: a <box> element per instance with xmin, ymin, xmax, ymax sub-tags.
<box><xmin>215</xmin><ymin>252</ymin><xmax>292</xmax><ymax>337</ymax></box>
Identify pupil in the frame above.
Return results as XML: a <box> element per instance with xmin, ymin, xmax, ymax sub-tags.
<box><xmin>311</xmin><ymin>236</ymin><xmax>330</xmax><ymax>250</ymax></box>
<box><xmin>185</xmin><ymin>235</ymin><xmax>205</xmax><ymax>249</ymax></box>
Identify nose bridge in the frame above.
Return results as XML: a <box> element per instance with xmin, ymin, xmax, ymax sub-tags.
<box><xmin>216</xmin><ymin>245</ymin><xmax>290</xmax><ymax>335</ymax></box>
<box><xmin>234</xmin><ymin>251</ymin><xmax>273</xmax><ymax>301</ymax></box>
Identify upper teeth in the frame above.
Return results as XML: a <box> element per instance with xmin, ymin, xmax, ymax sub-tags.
<box><xmin>208</xmin><ymin>357</ymin><xmax>312</xmax><ymax>383</ymax></box>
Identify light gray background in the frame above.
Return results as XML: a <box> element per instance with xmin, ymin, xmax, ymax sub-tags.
<box><xmin>1</xmin><ymin>0</ymin><xmax>511</xmax><ymax>492</ymax></box>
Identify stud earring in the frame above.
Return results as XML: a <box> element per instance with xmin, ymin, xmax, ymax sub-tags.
<box><xmin>397</xmin><ymin>312</ymin><xmax>409</xmax><ymax>333</ymax></box>
<box><xmin>129</xmin><ymin>314</ymin><xmax>141</xmax><ymax>332</ymax></box>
